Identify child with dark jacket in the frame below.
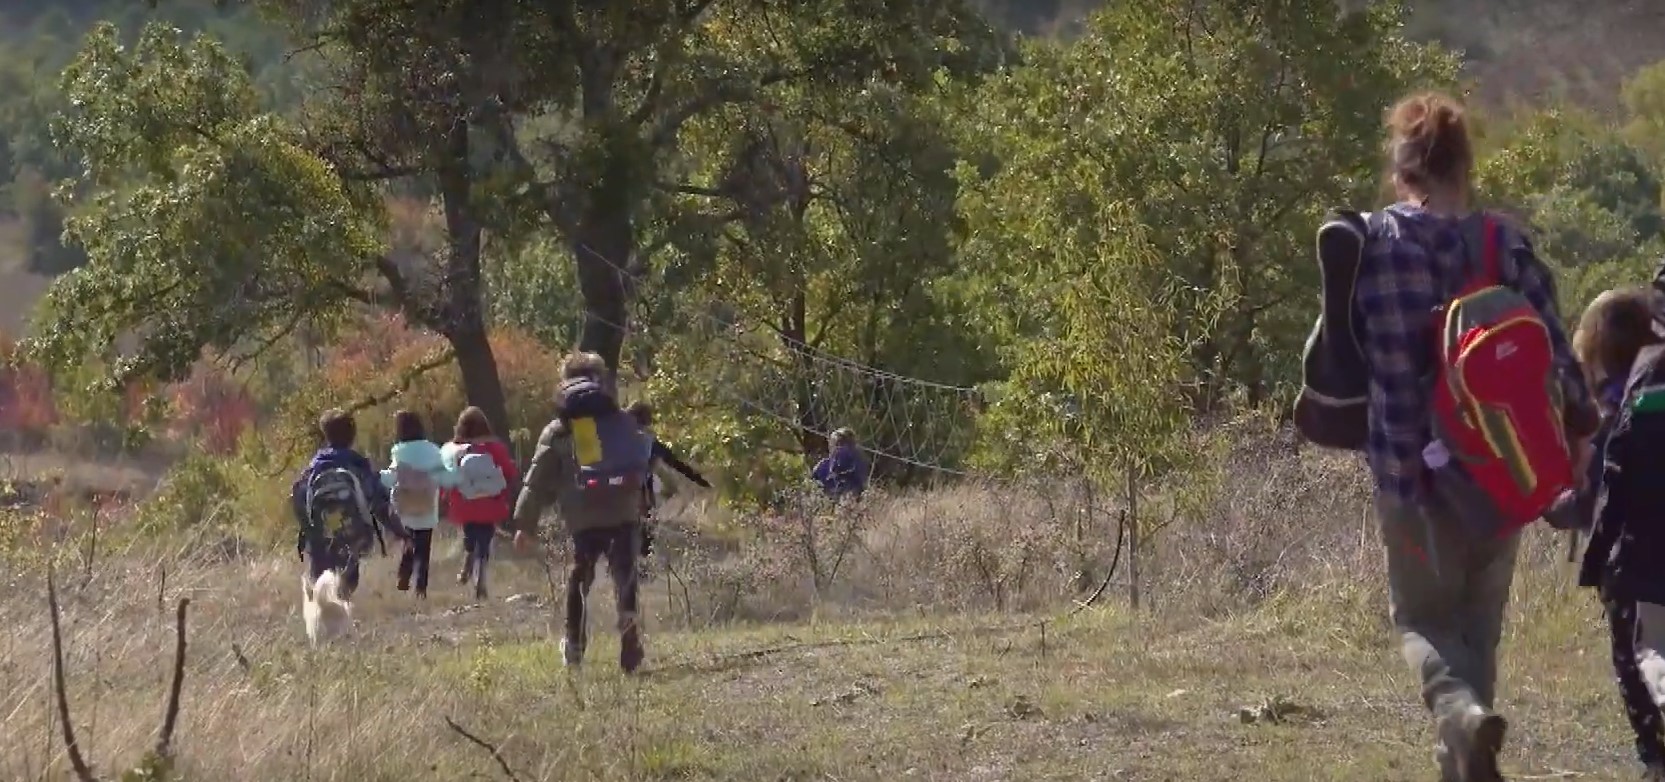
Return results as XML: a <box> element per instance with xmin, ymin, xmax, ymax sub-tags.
<box><xmin>510</xmin><ymin>352</ymin><xmax>651</xmax><ymax>674</ymax></box>
<box><xmin>1574</xmin><ymin>286</ymin><xmax>1665</xmax><ymax>780</ymax></box>
<box><xmin>812</xmin><ymin>428</ymin><xmax>868</xmax><ymax>499</ymax></box>
<box><xmin>291</xmin><ymin>409</ymin><xmax>399</xmax><ymax>599</ymax></box>
<box><xmin>625</xmin><ymin>400</ymin><xmax>711</xmax><ymax>555</ymax></box>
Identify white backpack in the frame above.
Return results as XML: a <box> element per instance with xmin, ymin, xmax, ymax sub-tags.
<box><xmin>456</xmin><ymin>445</ymin><xmax>507</xmax><ymax>500</ymax></box>
<box><xmin>391</xmin><ymin>463</ymin><xmax>438</xmax><ymax>518</ymax></box>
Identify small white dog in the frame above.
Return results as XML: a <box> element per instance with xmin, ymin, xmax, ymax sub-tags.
<box><xmin>301</xmin><ymin>570</ymin><xmax>353</xmax><ymax>646</ymax></box>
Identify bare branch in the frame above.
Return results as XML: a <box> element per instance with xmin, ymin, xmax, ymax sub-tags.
<box><xmin>227</xmin><ymin>311</ymin><xmax>308</xmax><ymax>373</ymax></box>
<box><xmin>47</xmin><ymin>566</ymin><xmax>97</xmax><ymax>782</ymax></box>
<box><xmin>628</xmin><ymin>0</ymin><xmax>724</xmax><ymax>126</ymax></box>
<box><xmin>656</xmin><ymin>181</ymin><xmax>729</xmax><ymax>199</ymax></box>
<box><xmin>346</xmin><ymin>348</ymin><xmax>456</xmax><ymax>413</ymax></box>
<box><xmin>154</xmin><ymin>598</ymin><xmax>191</xmax><ymax>761</ymax></box>
<box><xmin>650</xmin><ymin>64</ymin><xmax>821</xmax><ymax>150</ymax></box>
<box><xmin>442</xmin><ymin>716</ymin><xmax>523</xmax><ymax>781</ymax></box>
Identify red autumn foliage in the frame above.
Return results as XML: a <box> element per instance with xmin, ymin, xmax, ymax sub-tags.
<box><xmin>167</xmin><ymin>363</ymin><xmax>259</xmax><ymax>455</ymax></box>
<box><xmin>0</xmin><ymin>331</ymin><xmax>59</xmax><ymax>443</ymax></box>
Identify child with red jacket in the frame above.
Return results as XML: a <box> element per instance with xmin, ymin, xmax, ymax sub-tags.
<box><xmin>442</xmin><ymin>406</ymin><xmax>520</xmax><ymax>599</ymax></box>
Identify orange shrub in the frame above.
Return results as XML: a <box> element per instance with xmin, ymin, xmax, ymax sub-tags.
<box><xmin>260</xmin><ymin>318</ymin><xmax>561</xmax><ymax>469</ymax></box>
<box><xmin>0</xmin><ymin>332</ymin><xmax>59</xmax><ymax>445</ymax></box>
<box><xmin>167</xmin><ymin>363</ymin><xmax>259</xmax><ymax>455</ymax></box>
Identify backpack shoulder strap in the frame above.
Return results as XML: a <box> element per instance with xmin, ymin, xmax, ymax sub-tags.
<box><xmin>1481</xmin><ymin>214</ymin><xmax>1501</xmax><ymax>284</ymax></box>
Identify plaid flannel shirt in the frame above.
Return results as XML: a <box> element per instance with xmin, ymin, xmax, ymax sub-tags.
<box><xmin>1355</xmin><ymin>203</ymin><xmax>1593</xmax><ymax>501</ymax></box>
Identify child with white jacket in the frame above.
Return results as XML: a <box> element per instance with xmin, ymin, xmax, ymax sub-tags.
<box><xmin>380</xmin><ymin>410</ymin><xmax>457</xmax><ymax>598</ymax></box>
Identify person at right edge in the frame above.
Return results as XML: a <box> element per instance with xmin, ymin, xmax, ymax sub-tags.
<box><xmin>1356</xmin><ymin>92</ymin><xmax>1598</xmax><ymax>782</ymax></box>
<box><xmin>1574</xmin><ymin>286</ymin><xmax>1665</xmax><ymax>781</ymax></box>
<box><xmin>508</xmin><ymin>351</ymin><xmax>652</xmax><ymax>674</ymax></box>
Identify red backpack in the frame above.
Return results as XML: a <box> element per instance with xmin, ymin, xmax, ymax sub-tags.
<box><xmin>1428</xmin><ymin>215</ymin><xmax>1574</xmax><ymax>537</ymax></box>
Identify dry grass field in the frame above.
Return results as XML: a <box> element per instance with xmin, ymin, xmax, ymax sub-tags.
<box><xmin>0</xmin><ymin>437</ymin><xmax>1647</xmax><ymax>781</ymax></box>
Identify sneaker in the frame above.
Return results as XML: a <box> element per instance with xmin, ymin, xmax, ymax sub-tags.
<box><xmin>474</xmin><ymin>583</ymin><xmax>488</xmax><ymax>601</ymax></box>
<box><xmin>456</xmin><ymin>566</ymin><xmax>471</xmax><ymax>585</ymax></box>
<box><xmin>620</xmin><ymin>627</ymin><xmax>645</xmax><ymax>674</ymax></box>
<box><xmin>1439</xmin><ymin>705</ymin><xmax>1506</xmax><ymax>782</ymax></box>
<box><xmin>561</xmin><ymin>637</ymin><xmax>584</xmax><ymax>668</ymax></box>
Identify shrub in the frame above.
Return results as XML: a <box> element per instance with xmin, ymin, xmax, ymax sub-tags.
<box><xmin>237</xmin><ymin>317</ymin><xmax>563</xmax><ymax>529</ymax></box>
<box><xmin>135</xmin><ymin>452</ymin><xmax>242</xmax><ymax>537</ymax></box>
<box><xmin>0</xmin><ymin>332</ymin><xmax>57</xmax><ymax>447</ymax></box>
<box><xmin>167</xmin><ymin>363</ymin><xmax>259</xmax><ymax>455</ymax></box>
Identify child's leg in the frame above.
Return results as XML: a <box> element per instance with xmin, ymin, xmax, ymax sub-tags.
<box><xmin>458</xmin><ymin>526</ymin><xmax>476</xmax><ymax>583</ymax></box>
<box><xmin>396</xmin><ymin>535</ymin><xmax>416</xmax><ymax>591</ymax></box>
<box><xmin>412</xmin><ymin>528</ymin><xmax>433</xmax><ymax>595</ymax></box>
<box><xmin>1610</xmin><ymin>598</ymin><xmax>1665</xmax><ymax>766</ymax></box>
<box><xmin>306</xmin><ymin>534</ymin><xmax>332</xmax><ymax>582</ymax></box>
<box><xmin>340</xmin><ymin>550</ymin><xmax>361</xmax><ymax>598</ymax></box>
<box><xmin>467</xmin><ymin>523</ymin><xmax>494</xmax><ymax>598</ymax></box>
<box><xmin>564</xmin><ymin>530</ymin><xmax>606</xmax><ymax>663</ymax></box>
<box><xmin>604</xmin><ymin>524</ymin><xmax>645</xmax><ymax>672</ymax></box>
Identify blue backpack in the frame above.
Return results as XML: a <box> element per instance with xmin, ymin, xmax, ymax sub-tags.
<box><xmin>558</xmin><ymin>378</ymin><xmax>651</xmax><ymax>508</ymax></box>
<box><xmin>305</xmin><ymin>466</ymin><xmax>385</xmax><ymax>554</ymax></box>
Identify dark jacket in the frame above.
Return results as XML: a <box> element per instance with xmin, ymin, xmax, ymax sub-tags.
<box><xmin>290</xmin><ymin>446</ymin><xmax>397</xmax><ymax>551</ymax></box>
<box><xmin>510</xmin><ymin>419</ymin><xmax>643</xmax><ymax>536</ymax></box>
<box><xmin>812</xmin><ymin>445</ymin><xmax>868</xmax><ymax>498</ymax></box>
<box><xmin>1580</xmin><ymin>344</ymin><xmax>1665</xmax><ymax>604</ymax></box>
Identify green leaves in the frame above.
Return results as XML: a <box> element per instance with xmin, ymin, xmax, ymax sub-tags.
<box><xmin>30</xmin><ymin>22</ymin><xmax>381</xmax><ymax>384</ymax></box>
<box><xmin>962</xmin><ymin>0</ymin><xmax>1457</xmax><ymax>409</ymax></box>
<box><xmin>1475</xmin><ymin>103</ymin><xmax>1665</xmax><ymax>318</ymax></box>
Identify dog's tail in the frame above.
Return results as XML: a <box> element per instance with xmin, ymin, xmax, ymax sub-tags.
<box><xmin>313</xmin><ymin>569</ymin><xmax>342</xmax><ymax>605</ymax></box>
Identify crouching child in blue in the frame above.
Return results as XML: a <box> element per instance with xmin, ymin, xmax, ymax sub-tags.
<box><xmin>812</xmin><ymin>428</ymin><xmax>868</xmax><ymax>500</ymax></box>
<box><xmin>1574</xmin><ymin>286</ymin><xmax>1665</xmax><ymax>779</ymax></box>
<box><xmin>291</xmin><ymin>408</ymin><xmax>400</xmax><ymax>599</ymax></box>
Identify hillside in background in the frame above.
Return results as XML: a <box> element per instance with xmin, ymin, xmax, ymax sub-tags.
<box><xmin>980</xmin><ymin>0</ymin><xmax>1665</xmax><ymax>110</ymax></box>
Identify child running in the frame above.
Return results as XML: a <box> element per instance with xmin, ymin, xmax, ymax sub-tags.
<box><xmin>291</xmin><ymin>408</ymin><xmax>398</xmax><ymax>599</ymax></box>
<box><xmin>441</xmin><ymin>406</ymin><xmax>519</xmax><ymax>600</ymax></box>
<box><xmin>1574</xmin><ymin>285</ymin><xmax>1665</xmax><ymax>780</ymax></box>
<box><xmin>380</xmin><ymin>410</ymin><xmax>457</xmax><ymax>599</ymax></box>
<box><xmin>625</xmin><ymin>400</ymin><xmax>711</xmax><ymax>555</ymax></box>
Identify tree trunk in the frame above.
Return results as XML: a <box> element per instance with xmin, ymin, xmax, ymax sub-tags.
<box><xmin>785</xmin><ymin>293</ymin><xmax>829</xmax><ymax>466</ymax></box>
<box><xmin>570</xmin><ymin>136</ymin><xmax>637</xmax><ymax>372</ymax></box>
<box><xmin>1126</xmin><ymin>461</ymin><xmax>1141</xmax><ymax>611</ymax></box>
<box><xmin>448</xmin><ymin>324</ymin><xmax>511</xmax><ymax>442</ymax></box>
<box><xmin>571</xmin><ymin>207</ymin><xmax>632</xmax><ymax>372</ymax></box>
<box><xmin>434</xmin><ymin>118</ymin><xmax>512</xmax><ymax>440</ymax></box>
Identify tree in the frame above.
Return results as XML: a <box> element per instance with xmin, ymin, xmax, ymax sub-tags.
<box><xmin>637</xmin><ymin>47</ymin><xmax>1000</xmax><ymax>478</ymax></box>
<box><xmin>1476</xmin><ymin>104</ymin><xmax>1665</xmax><ymax>315</ymax></box>
<box><xmin>1623</xmin><ymin>59</ymin><xmax>1665</xmax><ymax>168</ymax></box>
<box><xmin>36</xmin><ymin>0</ymin><xmax>999</xmax><ymax>438</ymax></box>
<box><xmin>960</xmin><ymin>0</ymin><xmax>1456</xmax><ymax>408</ymax></box>
<box><xmin>36</xmin><ymin>25</ymin><xmax>382</xmax><ymax>396</ymax></box>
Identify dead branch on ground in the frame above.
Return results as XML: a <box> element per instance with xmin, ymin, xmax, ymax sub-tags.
<box><xmin>46</xmin><ymin>565</ymin><xmax>193</xmax><ymax>781</ymax></box>
<box><xmin>47</xmin><ymin>565</ymin><xmax>97</xmax><ymax>782</ymax></box>
<box><xmin>442</xmin><ymin>716</ymin><xmax>523</xmax><ymax>781</ymax></box>
<box><xmin>155</xmin><ymin>597</ymin><xmax>190</xmax><ymax>760</ymax></box>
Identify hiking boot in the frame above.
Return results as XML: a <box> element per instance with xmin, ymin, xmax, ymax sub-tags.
<box><xmin>561</xmin><ymin>637</ymin><xmax>584</xmax><ymax>669</ymax></box>
<box><xmin>1439</xmin><ymin>705</ymin><xmax>1507</xmax><ymax>782</ymax></box>
<box><xmin>396</xmin><ymin>577</ymin><xmax>411</xmax><ymax>592</ymax></box>
<box><xmin>456</xmin><ymin>564</ymin><xmax>472</xmax><ymax>585</ymax></box>
<box><xmin>474</xmin><ymin>583</ymin><xmax>489</xmax><ymax>601</ymax></box>
<box><xmin>620</xmin><ymin>627</ymin><xmax>645</xmax><ymax>674</ymax></box>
